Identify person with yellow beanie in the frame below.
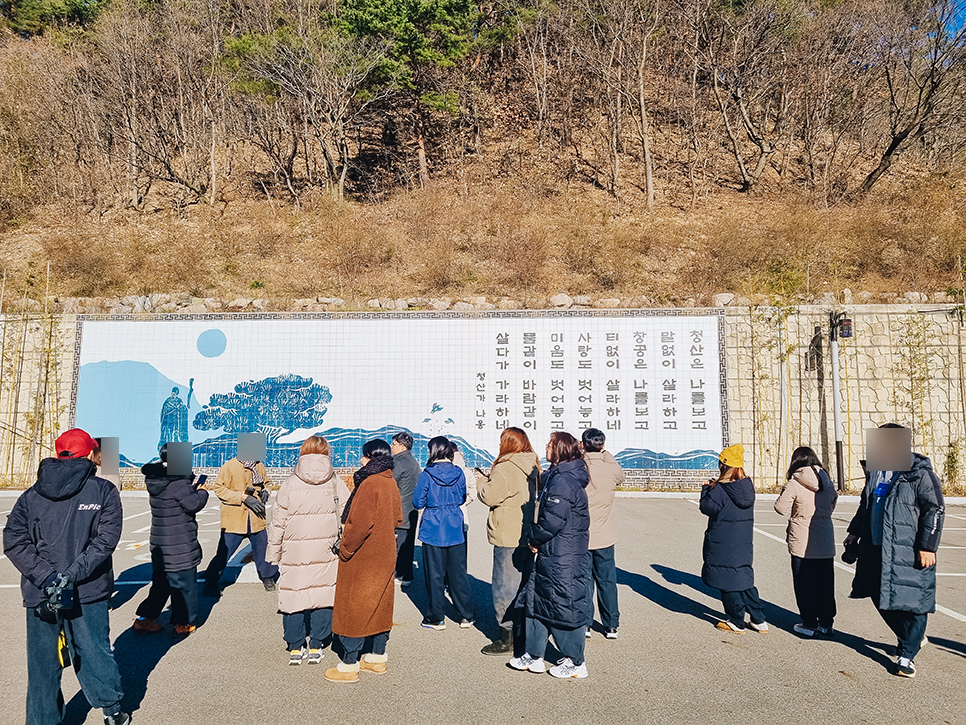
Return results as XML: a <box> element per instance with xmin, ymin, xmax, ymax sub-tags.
<box><xmin>699</xmin><ymin>444</ymin><xmax>768</xmax><ymax>633</ymax></box>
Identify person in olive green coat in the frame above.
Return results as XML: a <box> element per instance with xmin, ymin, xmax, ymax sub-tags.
<box><xmin>476</xmin><ymin>427</ymin><xmax>541</xmax><ymax>656</ymax></box>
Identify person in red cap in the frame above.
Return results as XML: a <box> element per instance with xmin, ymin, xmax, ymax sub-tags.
<box><xmin>2</xmin><ymin>428</ymin><xmax>131</xmax><ymax>725</ymax></box>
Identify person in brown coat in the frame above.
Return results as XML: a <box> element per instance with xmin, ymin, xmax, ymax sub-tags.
<box><xmin>325</xmin><ymin>439</ymin><xmax>402</xmax><ymax>683</ymax></box>
<box><xmin>775</xmin><ymin>446</ymin><xmax>838</xmax><ymax>637</ymax></box>
<box><xmin>582</xmin><ymin>428</ymin><xmax>626</xmax><ymax>640</ymax></box>
<box><xmin>266</xmin><ymin>436</ymin><xmax>350</xmax><ymax>665</ymax></box>
<box><xmin>202</xmin><ymin>456</ymin><xmax>278</xmax><ymax>596</ymax></box>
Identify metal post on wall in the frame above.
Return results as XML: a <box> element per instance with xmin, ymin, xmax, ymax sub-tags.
<box><xmin>829</xmin><ymin>311</ymin><xmax>852</xmax><ymax>492</ymax></box>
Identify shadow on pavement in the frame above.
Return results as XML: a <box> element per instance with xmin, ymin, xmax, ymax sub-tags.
<box><xmin>929</xmin><ymin>637</ymin><xmax>966</xmax><ymax>659</ymax></box>
<box><xmin>109</xmin><ymin>563</ymin><xmax>153</xmax><ymax>608</ymax></box>
<box><xmin>648</xmin><ymin>564</ymin><xmax>802</xmax><ymax>633</ymax></box>
<box><xmin>615</xmin><ymin>565</ymin><xmax>719</xmax><ymax>624</ymax></box>
<box><xmin>64</xmin><ymin>577</ymin><xmax>218</xmax><ymax>723</ymax></box>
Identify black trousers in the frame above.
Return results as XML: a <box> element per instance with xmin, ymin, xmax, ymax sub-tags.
<box><xmin>395</xmin><ymin>510</ymin><xmax>419</xmax><ymax>582</ymax></box>
<box><xmin>720</xmin><ymin>587</ymin><xmax>765</xmax><ymax>626</ymax></box>
<box><xmin>790</xmin><ymin>556</ymin><xmax>836</xmax><ymax>629</ymax></box>
<box><xmin>422</xmin><ymin>541</ymin><xmax>475</xmax><ymax>623</ymax></box>
<box><xmin>136</xmin><ymin>566</ymin><xmax>198</xmax><ymax>626</ymax></box>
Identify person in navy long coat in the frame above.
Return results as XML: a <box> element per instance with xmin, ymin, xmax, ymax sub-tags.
<box><xmin>510</xmin><ymin>431</ymin><xmax>591</xmax><ymax>679</ymax></box>
<box><xmin>700</xmin><ymin>444</ymin><xmax>768</xmax><ymax>633</ymax></box>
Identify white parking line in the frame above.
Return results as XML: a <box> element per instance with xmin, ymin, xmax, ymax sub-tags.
<box><xmin>131</xmin><ymin>525</ymin><xmax>151</xmax><ymax>534</ymax></box>
<box><xmin>123</xmin><ymin>511</ymin><xmax>150</xmax><ymax>521</ymax></box>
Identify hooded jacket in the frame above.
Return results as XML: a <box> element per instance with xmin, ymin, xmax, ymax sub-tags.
<box><xmin>3</xmin><ymin>457</ymin><xmax>122</xmax><ymax>607</ymax></box>
<box><xmin>584</xmin><ymin>450</ymin><xmax>626</xmax><ymax>550</ymax></box>
<box><xmin>143</xmin><ymin>462</ymin><xmax>209</xmax><ymax>573</ymax></box>
<box><xmin>477</xmin><ymin>451</ymin><xmax>540</xmax><ymax>548</ymax></box>
<box><xmin>700</xmin><ymin>477</ymin><xmax>756</xmax><ymax>592</ymax></box>
<box><xmin>774</xmin><ymin>465</ymin><xmax>838</xmax><ymax>559</ymax></box>
<box><xmin>847</xmin><ymin>453</ymin><xmax>944</xmax><ymax>614</ymax></box>
<box><xmin>414</xmin><ymin>461</ymin><xmax>466</xmax><ymax>547</ymax></box>
<box><xmin>266</xmin><ymin>454</ymin><xmax>350</xmax><ymax>613</ymax></box>
<box><xmin>524</xmin><ymin>458</ymin><xmax>591</xmax><ymax>629</ymax></box>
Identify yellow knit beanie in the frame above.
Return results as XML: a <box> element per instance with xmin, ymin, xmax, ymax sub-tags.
<box><xmin>719</xmin><ymin>444</ymin><xmax>744</xmax><ymax>468</ymax></box>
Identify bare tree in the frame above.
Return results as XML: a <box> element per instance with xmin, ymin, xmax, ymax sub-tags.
<box><xmin>858</xmin><ymin>0</ymin><xmax>966</xmax><ymax>195</ymax></box>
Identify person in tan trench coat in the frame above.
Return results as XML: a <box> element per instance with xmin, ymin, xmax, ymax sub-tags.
<box><xmin>266</xmin><ymin>436</ymin><xmax>350</xmax><ymax>665</ymax></box>
<box><xmin>325</xmin><ymin>439</ymin><xmax>402</xmax><ymax>684</ymax></box>
<box><xmin>202</xmin><ymin>456</ymin><xmax>279</xmax><ymax>596</ymax></box>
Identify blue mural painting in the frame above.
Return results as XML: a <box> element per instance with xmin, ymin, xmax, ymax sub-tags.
<box><xmin>78</xmin><ymin>364</ymin><xmax>717</xmax><ymax>472</ymax></box>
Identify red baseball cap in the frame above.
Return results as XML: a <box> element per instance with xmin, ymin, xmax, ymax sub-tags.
<box><xmin>55</xmin><ymin>428</ymin><xmax>98</xmax><ymax>459</ymax></box>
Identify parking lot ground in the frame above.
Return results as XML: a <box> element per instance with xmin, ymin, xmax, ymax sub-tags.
<box><xmin>1</xmin><ymin>493</ymin><xmax>964</xmax><ymax>725</ymax></box>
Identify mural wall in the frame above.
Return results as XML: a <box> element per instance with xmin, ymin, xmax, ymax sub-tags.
<box><xmin>71</xmin><ymin>311</ymin><xmax>728</xmax><ymax>472</ymax></box>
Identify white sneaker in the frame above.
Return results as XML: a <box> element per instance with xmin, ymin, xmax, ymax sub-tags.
<box><xmin>306</xmin><ymin>648</ymin><xmax>323</xmax><ymax>664</ymax></box>
<box><xmin>289</xmin><ymin>647</ymin><xmax>307</xmax><ymax>665</ymax></box>
<box><xmin>585</xmin><ymin>629</ymin><xmax>592</xmax><ymax>639</ymax></box>
<box><xmin>748</xmin><ymin>621</ymin><xmax>769</xmax><ymax>633</ymax></box>
<box><xmin>793</xmin><ymin>623</ymin><xmax>815</xmax><ymax>637</ymax></box>
<box><xmin>509</xmin><ymin>654</ymin><xmax>546</xmax><ymax>673</ymax></box>
<box><xmin>549</xmin><ymin>657</ymin><xmax>589</xmax><ymax>679</ymax></box>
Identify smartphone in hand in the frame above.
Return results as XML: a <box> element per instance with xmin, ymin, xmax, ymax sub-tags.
<box><xmin>195</xmin><ymin>474</ymin><xmax>208</xmax><ymax>489</ymax></box>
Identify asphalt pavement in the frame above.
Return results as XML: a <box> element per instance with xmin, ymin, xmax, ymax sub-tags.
<box><xmin>1</xmin><ymin>493</ymin><xmax>964</xmax><ymax>725</ymax></box>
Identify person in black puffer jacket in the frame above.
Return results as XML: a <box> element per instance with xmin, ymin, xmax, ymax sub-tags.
<box><xmin>700</xmin><ymin>444</ymin><xmax>768</xmax><ymax>634</ymax></box>
<box><xmin>510</xmin><ymin>431</ymin><xmax>591</xmax><ymax>680</ymax></box>
<box><xmin>133</xmin><ymin>445</ymin><xmax>209</xmax><ymax>637</ymax></box>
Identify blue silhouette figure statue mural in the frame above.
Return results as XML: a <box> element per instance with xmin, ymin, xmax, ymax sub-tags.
<box><xmin>159</xmin><ymin>381</ymin><xmax>192</xmax><ymax>451</ymax></box>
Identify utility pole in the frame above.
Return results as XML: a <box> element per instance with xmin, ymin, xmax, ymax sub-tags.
<box><xmin>829</xmin><ymin>312</ymin><xmax>852</xmax><ymax>492</ymax></box>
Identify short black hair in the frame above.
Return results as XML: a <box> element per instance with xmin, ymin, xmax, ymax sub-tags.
<box><xmin>879</xmin><ymin>423</ymin><xmax>906</xmax><ymax>429</ymax></box>
<box><xmin>362</xmin><ymin>438</ymin><xmax>392</xmax><ymax>459</ymax></box>
<box><xmin>426</xmin><ymin>436</ymin><xmax>454</xmax><ymax>464</ymax></box>
<box><xmin>393</xmin><ymin>432</ymin><xmax>414</xmax><ymax>450</ymax></box>
<box><xmin>581</xmin><ymin>428</ymin><xmax>605</xmax><ymax>453</ymax></box>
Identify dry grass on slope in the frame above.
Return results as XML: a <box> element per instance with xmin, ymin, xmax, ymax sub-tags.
<box><xmin>2</xmin><ymin>175</ymin><xmax>965</xmax><ymax>309</ymax></box>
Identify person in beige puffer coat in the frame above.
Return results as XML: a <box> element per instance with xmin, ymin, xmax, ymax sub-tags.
<box><xmin>476</xmin><ymin>427</ymin><xmax>541</xmax><ymax>656</ymax></box>
<box><xmin>266</xmin><ymin>437</ymin><xmax>350</xmax><ymax>665</ymax></box>
<box><xmin>774</xmin><ymin>446</ymin><xmax>838</xmax><ymax>637</ymax></box>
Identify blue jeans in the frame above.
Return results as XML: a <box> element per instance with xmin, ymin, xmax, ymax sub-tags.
<box><xmin>339</xmin><ymin>631</ymin><xmax>389</xmax><ymax>665</ymax></box>
<box><xmin>26</xmin><ymin>599</ymin><xmax>123</xmax><ymax>725</ymax></box>
<box><xmin>204</xmin><ymin>527</ymin><xmax>278</xmax><ymax>585</ymax></box>
<box><xmin>586</xmin><ymin>546</ymin><xmax>620</xmax><ymax>629</ymax></box>
<box><xmin>282</xmin><ymin>607</ymin><xmax>333</xmax><ymax>650</ymax></box>
<box><xmin>136</xmin><ymin>566</ymin><xmax>198</xmax><ymax>625</ymax></box>
<box><xmin>492</xmin><ymin>545</ymin><xmax>529</xmax><ymax>633</ymax></box>
<box><xmin>524</xmin><ymin>617</ymin><xmax>586</xmax><ymax>666</ymax></box>
<box><xmin>422</xmin><ymin>542</ymin><xmax>475</xmax><ymax>623</ymax></box>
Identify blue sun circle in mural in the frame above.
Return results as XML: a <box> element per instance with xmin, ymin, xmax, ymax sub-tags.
<box><xmin>197</xmin><ymin>329</ymin><xmax>227</xmax><ymax>358</ymax></box>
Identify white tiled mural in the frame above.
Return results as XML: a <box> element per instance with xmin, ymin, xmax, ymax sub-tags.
<box><xmin>71</xmin><ymin>312</ymin><xmax>727</xmax><ymax>470</ymax></box>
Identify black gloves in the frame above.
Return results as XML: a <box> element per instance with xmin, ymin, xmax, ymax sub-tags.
<box><xmin>243</xmin><ymin>495</ymin><xmax>266</xmax><ymax>519</ymax></box>
<box><xmin>35</xmin><ymin>573</ymin><xmax>71</xmax><ymax>623</ymax></box>
<box><xmin>259</xmin><ymin>488</ymin><xmax>270</xmax><ymax>504</ymax></box>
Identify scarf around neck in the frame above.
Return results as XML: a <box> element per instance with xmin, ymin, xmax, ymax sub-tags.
<box><xmin>240</xmin><ymin>460</ymin><xmax>266</xmax><ymax>488</ymax></box>
<box><xmin>342</xmin><ymin>454</ymin><xmax>394</xmax><ymax>524</ymax></box>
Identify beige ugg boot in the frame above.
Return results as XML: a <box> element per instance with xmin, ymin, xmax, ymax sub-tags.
<box><xmin>324</xmin><ymin>661</ymin><xmax>360</xmax><ymax>683</ymax></box>
<box><xmin>360</xmin><ymin>652</ymin><xmax>388</xmax><ymax>674</ymax></box>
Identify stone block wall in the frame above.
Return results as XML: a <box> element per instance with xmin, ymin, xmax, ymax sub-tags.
<box><xmin>2</xmin><ymin>305</ymin><xmax>963</xmax><ymax>492</ymax></box>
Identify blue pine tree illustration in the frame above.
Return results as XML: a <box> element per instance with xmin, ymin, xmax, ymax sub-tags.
<box><xmin>193</xmin><ymin>374</ymin><xmax>333</xmax><ymax>444</ymax></box>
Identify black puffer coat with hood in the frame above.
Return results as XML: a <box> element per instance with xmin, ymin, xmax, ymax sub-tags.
<box><xmin>142</xmin><ymin>462</ymin><xmax>209</xmax><ymax>573</ymax></box>
<box><xmin>700</xmin><ymin>477</ymin><xmax>757</xmax><ymax>592</ymax></box>
<box><xmin>525</xmin><ymin>458</ymin><xmax>591</xmax><ymax>629</ymax></box>
<box><xmin>2</xmin><ymin>457</ymin><xmax>122</xmax><ymax>607</ymax></box>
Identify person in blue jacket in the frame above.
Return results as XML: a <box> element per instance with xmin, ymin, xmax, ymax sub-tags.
<box><xmin>2</xmin><ymin>428</ymin><xmax>131</xmax><ymax>725</ymax></box>
<box><xmin>414</xmin><ymin>436</ymin><xmax>475</xmax><ymax>629</ymax></box>
<box><xmin>700</xmin><ymin>443</ymin><xmax>768</xmax><ymax>634</ymax></box>
<box><xmin>133</xmin><ymin>444</ymin><xmax>210</xmax><ymax>637</ymax></box>
<box><xmin>510</xmin><ymin>431</ymin><xmax>591</xmax><ymax>679</ymax></box>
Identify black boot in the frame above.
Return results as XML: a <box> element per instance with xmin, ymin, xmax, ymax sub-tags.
<box><xmin>481</xmin><ymin>629</ymin><xmax>513</xmax><ymax>656</ymax></box>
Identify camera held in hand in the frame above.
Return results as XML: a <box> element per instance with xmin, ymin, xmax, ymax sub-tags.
<box><xmin>34</xmin><ymin>575</ymin><xmax>72</xmax><ymax>623</ymax></box>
